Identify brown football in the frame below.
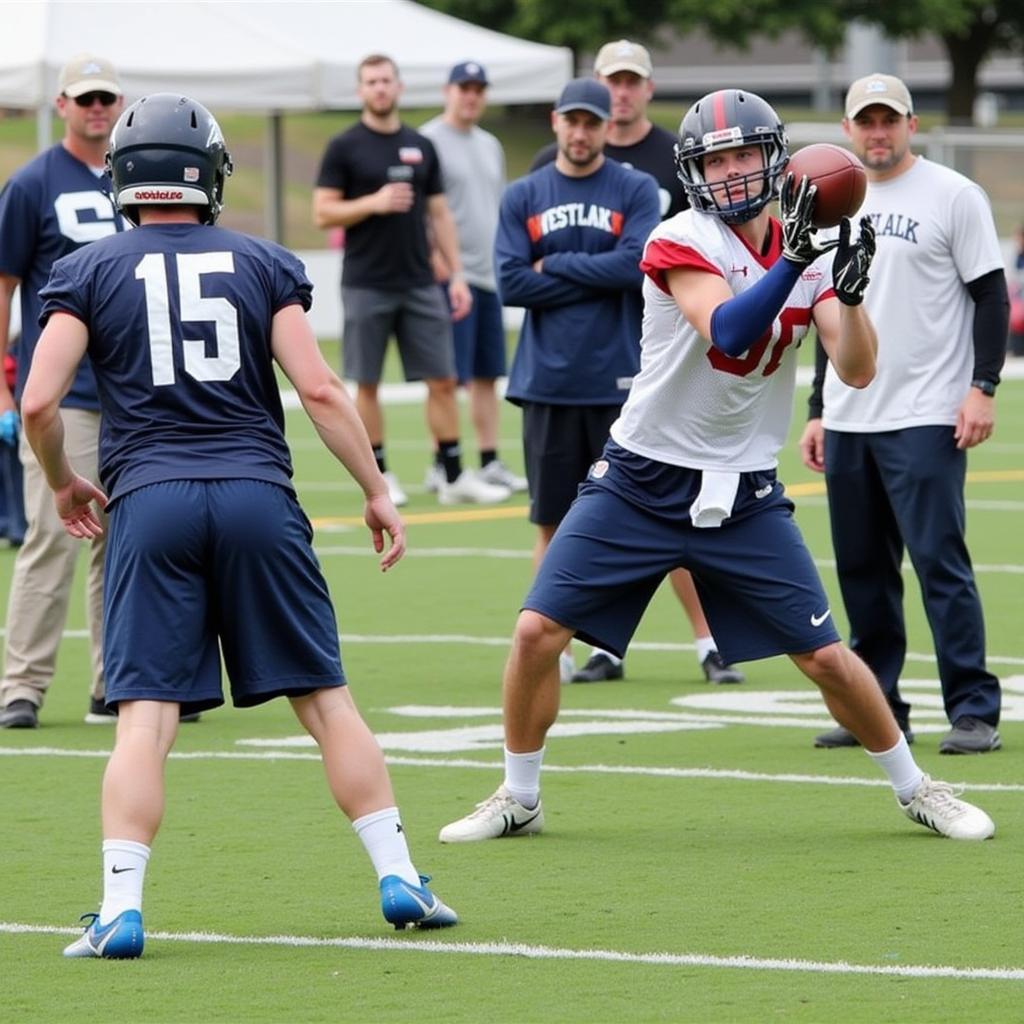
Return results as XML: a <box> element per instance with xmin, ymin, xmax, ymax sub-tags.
<box><xmin>786</xmin><ymin>143</ymin><xmax>867</xmax><ymax>228</ymax></box>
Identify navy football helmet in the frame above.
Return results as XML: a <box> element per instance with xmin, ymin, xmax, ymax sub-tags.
<box><xmin>674</xmin><ymin>89</ymin><xmax>788</xmax><ymax>225</ymax></box>
<box><xmin>106</xmin><ymin>93</ymin><xmax>233</xmax><ymax>225</ymax></box>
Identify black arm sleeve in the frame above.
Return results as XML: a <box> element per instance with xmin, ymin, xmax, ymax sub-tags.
<box><xmin>807</xmin><ymin>335</ymin><xmax>828</xmax><ymax>420</ymax></box>
<box><xmin>966</xmin><ymin>268</ymin><xmax>1010</xmax><ymax>385</ymax></box>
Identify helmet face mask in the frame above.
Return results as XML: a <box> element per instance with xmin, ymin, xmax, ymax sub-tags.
<box><xmin>674</xmin><ymin>90</ymin><xmax>788</xmax><ymax>225</ymax></box>
<box><xmin>106</xmin><ymin>93</ymin><xmax>233</xmax><ymax>226</ymax></box>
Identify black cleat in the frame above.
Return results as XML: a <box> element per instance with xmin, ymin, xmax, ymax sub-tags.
<box><xmin>571</xmin><ymin>653</ymin><xmax>624</xmax><ymax>683</ymax></box>
<box><xmin>701</xmin><ymin>651</ymin><xmax>744</xmax><ymax>684</ymax></box>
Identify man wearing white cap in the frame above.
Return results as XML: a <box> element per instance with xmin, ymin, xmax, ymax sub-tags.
<box><xmin>800</xmin><ymin>73</ymin><xmax>1009</xmax><ymax>755</ymax></box>
<box><xmin>0</xmin><ymin>55</ymin><xmax>128</xmax><ymax>728</ymax></box>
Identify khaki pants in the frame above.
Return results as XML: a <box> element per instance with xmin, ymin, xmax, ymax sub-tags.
<box><xmin>1</xmin><ymin>408</ymin><xmax>106</xmax><ymax>708</ymax></box>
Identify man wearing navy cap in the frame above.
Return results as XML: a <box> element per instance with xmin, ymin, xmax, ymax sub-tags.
<box><xmin>420</xmin><ymin>63</ymin><xmax>527</xmax><ymax>495</ymax></box>
<box><xmin>490</xmin><ymin>77</ymin><xmax>661</xmax><ymax>684</ymax></box>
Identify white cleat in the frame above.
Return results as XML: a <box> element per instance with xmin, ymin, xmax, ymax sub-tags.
<box><xmin>439</xmin><ymin>785</ymin><xmax>544</xmax><ymax>843</ymax></box>
<box><xmin>423</xmin><ymin>463</ymin><xmax>445</xmax><ymax>494</ymax></box>
<box><xmin>382</xmin><ymin>471</ymin><xmax>408</xmax><ymax>507</ymax></box>
<box><xmin>478</xmin><ymin>459</ymin><xmax>528</xmax><ymax>493</ymax></box>
<box><xmin>438</xmin><ymin>470</ymin><xmax>510</xmax><ymax>506</ymax></box>
<box><xmin>899</xmin><ymin>774</ymin><xmax>995</xmax><ymax>840</ymax></box>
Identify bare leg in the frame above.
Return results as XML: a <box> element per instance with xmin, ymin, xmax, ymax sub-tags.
<box><xmin>102</xmin><ymin>700</ymin><xmax>180</xmax><ymax>843</ymax></box>
<box><xmin>532</xmin><ymin>523</ymin><xmax>558</xmax><ymax>572</ymax></box>
<box><xmin>790</xmin><ymin>643</ymin><xmax>901</xmax><ymax>752</ymax></box>
<box><xmin>668</xmin><ymin>567</ymin><xmax>710</xmax><ymax>637</ymax></box>
<box><xmin>503</xmin><ymin>610</ymin><xmax>573</xmax><ymax>752</ymax></box>
<box><xmin>290</xmin><ymin>686</ymin><xmax>395</xmax><ymax>820</ymax></box>
<box><xmin>355</xmin><ymin>383</ymin><xmax>384</xmax><ymax>447</ymax></box>
<box><xmin>424</xmin><ymin>376</ymin><xmax>460</xmax><ymax>446</ymax></box>
<box><xmin>468</xmin><ymin>378</ymin><xmax>499</xmax><ymax>454</ymax></box>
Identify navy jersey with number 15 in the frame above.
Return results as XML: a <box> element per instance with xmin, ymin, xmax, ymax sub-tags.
<box><xmin>39</xmin><ymin>223</ymin><xmax>312</xmax><ymax>504</ymax></box>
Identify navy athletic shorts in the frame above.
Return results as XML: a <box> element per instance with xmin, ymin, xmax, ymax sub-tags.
<box><xmin>524</xmin><ymin>441</ymin><xmax>841</xmax><ymax>664</ymax></box>
<box><xmin>102</xmin><ymin>479</ymin><xmax>345</xmax><ymax>715</ymax></box>
<box><xmin>449</xmin><ymin>284</ymin><xmax>507</xmax><ymax>385</ymax></box>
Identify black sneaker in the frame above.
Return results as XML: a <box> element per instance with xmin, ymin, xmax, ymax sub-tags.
<box><xmin>701</xmin><ymin>651</ymin><xmax>744</xmax><ymax>684</ymax></box>
<box><xmin>570</xmin><ymin>653</ymin><xmax>624</xmax><ymax>683</ymax></box>
<box><xmin>939</xmin><ymin>716</ymin><xmax>1001</xmax><ymax>755</ymax></box>
<box><xmin>0</xmin><ymin>699</ymin><xmax>39</xmax><ymax>728</ymax></box>
<box><xmin>814</xmin><ymin>725</ymin><xmax>915</xmax><ymax>748</ymax></box>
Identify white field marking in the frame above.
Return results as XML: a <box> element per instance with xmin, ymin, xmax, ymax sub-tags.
<box><xmin>4</xmin><ymin>746</ymin><xmax>1024</xmax><ymax>792</ymax></box>
<box><xmin>8</xmin><ymin>628</ymin><xmax>1024</xmax><ymax>667</ymax></box>
<box><xmin>2</xmin><ymin>921</ymin><xmax>1023</xmax><ymax>981</ymax></box>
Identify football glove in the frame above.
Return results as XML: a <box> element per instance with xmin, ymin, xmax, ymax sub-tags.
<box><xmin>831</xmin><ymin>216</ymin><xmax>876</xmax><ymax>306</ymax></box>
<box><xmin>0</xmin><ymin>410</ymin><xmax>18</xmax><ymax>447</ymax></box>
<box><xmin>780</xmin><ymin>173</ymin><xmax>837</xmax><ymax>267</ymax></box>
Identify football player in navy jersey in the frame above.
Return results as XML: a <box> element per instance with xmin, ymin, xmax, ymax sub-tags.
<box><xmin>0</xmin><ymin>54</ymin><xmax>127</xmax><ymax>729</ymax></box>
<box><xmin>22</xmin><ymin>93</ymin><xmax>457</xmax><ymax>959</ymax></box>
<box><xmin>441</xmin><ymin>89</ymin><xmax>996</xmax><ymax>848</ymax></box>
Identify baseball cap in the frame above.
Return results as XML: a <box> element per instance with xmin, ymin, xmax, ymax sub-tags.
<box><xmin>845</xmin><ymin>73</ymin><xmax>913</xmax><ymax>118</ymax></box>
<box><xmin>449</xmin><ymin>61</ymin><xmax>489</xmax><ymax>86</ymax></box>
<box><xmin>58</xmin><ymin>54</ymin><xmax>122</xmax><ymax>98</ymax></box>
<box><xmin>554</xmin><ymin>78</ymin><xmax>611</xmax><ymax>120</ymax></box>
<box><xmin>594</xmin><ymin>39</ymin><xmax>653</xmax><ymax>79</ymax></box>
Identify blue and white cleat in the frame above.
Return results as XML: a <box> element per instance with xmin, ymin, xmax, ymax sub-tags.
<box><xmin>380</xmin><ymin>874</ymin><xmax>458</xmax><ymax>931</ymax></box>
<box><xmin>62</xmin><ymin>909</ymin><xmax>145</xmax><ymax>959</ymax></box>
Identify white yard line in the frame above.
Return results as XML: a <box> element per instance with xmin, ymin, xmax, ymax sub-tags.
<box><xmin>2</xmin><ymin>745</ymin><xmax>1023</xmax><ymax>793</ymax></box>
<box><xmin>2</xmin><ymin>921</ymin><xmax>1022</xmax><ymax>981</ymax></box>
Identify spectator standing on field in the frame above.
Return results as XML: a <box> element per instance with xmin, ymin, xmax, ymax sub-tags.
<box><xmin>420</xmin><ymin>60</ymin><xmax>527</xmax><ymax>496</ymax></box>
<box><xmin>439</xmin><ymin>87</ymin><xmax>996</xmax><ymax>848</ymax></box>
<box><xmin>800</xmin><ymin>74</ymin><xmax>1008</xmax><ymax>755</ymax></box>
<box><xmin>1</xmin><ymin>353</ymin><xmax>27</xmax><ymax>546</ymax></box>
<box><xmin>24</xmin><ymin>94</ymin><xmax>457</xmax><ymax>959</ymax></box>
<box><xmin>313</xmin><ymin>54</ymin><xmax>510</xmax><ymax>509</ymax></box>
<box><xmin>496</xmin><ymin>78</ymin><xmax>661</xmax><ymax>684</ymax></box>
<box><xmin>531</xmin><ymin>41</ymin><xmax>743</xmax><ymax>686</ymax></box>
<box><xmin>0</xmin><ymin>54</ymin><xmax>127</xmax><ymax>729</ymax></box>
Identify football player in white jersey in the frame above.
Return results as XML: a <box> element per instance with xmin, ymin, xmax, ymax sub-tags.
<box><xmin>439</xmin><ymin>89</ymin><xmax>996</xmax><ymax>846</ymax></box>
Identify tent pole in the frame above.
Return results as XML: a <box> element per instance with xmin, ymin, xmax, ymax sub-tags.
<box><xmin>264</xmin><ymin>112</ymin><xmax>284</xmax><ymax>243</ymax></box>
<box><xmin>36</xmin><ymin>103</ymin><xmax>52</xmax><ymax>151</ymax></box>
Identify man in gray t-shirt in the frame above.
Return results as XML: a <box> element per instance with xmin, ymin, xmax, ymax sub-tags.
<box><xmin>420</xmin><ymin>62</ymin><xmax>527</xmax><ymax>494</ymax></box>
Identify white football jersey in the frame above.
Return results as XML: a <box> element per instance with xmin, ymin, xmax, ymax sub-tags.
<box><xmin>823</xmin><ymin>157</ymin><xmax>1005</xmax><ymax>431</ymax></box>
<box><xmin>611</xmin><ymin>209</ymin><xmax>834</xmax><ymax>471</ymax></box>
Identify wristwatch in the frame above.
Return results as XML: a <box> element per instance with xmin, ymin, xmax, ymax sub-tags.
<box><xmin>970</xmin><ymin>379</ymin><xmax>997</xmax><ymax>397</ymax></box>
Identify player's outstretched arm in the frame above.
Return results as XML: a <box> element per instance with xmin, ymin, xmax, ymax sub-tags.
<box><xmin>271</xmin><ymin>305</ymin><xmax>405</xmax><ymax>571</ymax></box>
<box><xmin>21</xmin><ymin>311</ymin><xmax>110</xmax><ymax>538</ymax></box>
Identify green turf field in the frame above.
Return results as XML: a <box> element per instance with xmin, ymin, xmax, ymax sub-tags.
<box><xmin>2</xmin><ymin>376</ymin><xmax>1023</xmax><ymax>1022</ymax></box>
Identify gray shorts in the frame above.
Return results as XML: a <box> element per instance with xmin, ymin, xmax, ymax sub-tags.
<box><xmin>341</xmin><ymin>283</ymin><xmax>455</xmax><ymax>383</ymax></box>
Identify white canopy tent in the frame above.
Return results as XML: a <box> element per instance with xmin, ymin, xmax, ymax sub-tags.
<box><xmin>0</xmin><ymin>0</ymin><xmax>572</xmax><ymax>236</ymax></box>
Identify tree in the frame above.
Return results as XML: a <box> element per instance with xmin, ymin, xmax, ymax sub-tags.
<box><xmin>420</xmin><ymin>0</ymin><xmax>1024</xmax><ymax>124</ymax></box>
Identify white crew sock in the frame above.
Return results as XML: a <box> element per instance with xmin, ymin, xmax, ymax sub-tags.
<box><xmin>559</xmin><ymin>651</ymin><xmax>576</xmax><ymax>683</ymax></box>
<box><xmin>352</xmin><ymin>807</ymin><xmax>419</xmax><ymax>886</ymax></box>
<box><xmin>866</xmin><ymin>734</ymin><xmax>924</xmax><ymax>804</ymax></box>
<box><xmin>504</xmin><ymin>746</ymin><xmax>544</xmax><ymax>810</ymax></box>
<box><xmin>694</xmin><ymin>636</ymin><xmax>717</xmax><ymax>663</ymax></box>
<box><xmin>589</xmin><ymin>646</ymin><xmax>622</xmax><ymax>666</ymax></box>
<box><xmin>99</xmin><ymin>839</ymin><xmax>150</xmax><ymax>924</ymax></box>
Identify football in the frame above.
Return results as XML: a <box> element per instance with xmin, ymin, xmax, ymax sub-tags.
<box><xmin>786</xmin><ymin>143</ymin><xmax>867</xmax><ymax>228</ymax></box>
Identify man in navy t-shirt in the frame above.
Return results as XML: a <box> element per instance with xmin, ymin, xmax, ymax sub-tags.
<box><xmin>23</xmin><ymin>93</ymin><xmax>456</xmax><ymax>959</ymax></box>
<box><xmin>0</xmin><ymin>54</ymin><xmax>127</xmax><ymax>729</ymax></box>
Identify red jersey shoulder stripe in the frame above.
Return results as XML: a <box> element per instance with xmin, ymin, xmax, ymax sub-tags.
<box><xmin>640</xmin><ymin>238</ymin><xmax>724</xmax><ymax>294</ymax></box>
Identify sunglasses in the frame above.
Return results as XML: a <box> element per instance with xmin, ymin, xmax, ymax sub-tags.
<box><xmin>69</xmin><ymin>91</ymin><xmax>119</xmax><ymax>108</ymax></box>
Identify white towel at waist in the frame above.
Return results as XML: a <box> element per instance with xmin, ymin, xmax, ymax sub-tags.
<box><xmin>689</xmin><ymin>470</ymin><xmax>740</xmax><ymax>528</ymax></box>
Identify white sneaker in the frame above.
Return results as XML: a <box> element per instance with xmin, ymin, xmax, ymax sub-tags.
<box><xmin>439</xmin><ymin>785</ymin><xmax>544</xmax><ymax>843</ymax></box>
<box><xmin>559</xmin><ymin>651</ymin><xmax>576</xmax><ymax>684</ymax></box>
<box><xmin>479</xmin><ymin>459</ymin><xmax>528</xmax><ymax>493</ymax></box>
<box><xmin>382</xmin><ymin>471</ymin><xmax>408</xmax><ymax>507</ymax></box>
<box><xmin>438</xmin><ymin>470</ymin><xmax>510</xmax><ymax>505</ymax></box>
<box><xmin>899</xmin><ymin>774</ymin><xmax>995</xmax><ymax>840</ymax></box>
<box><xmin>423</xmin><ymin>463</ymin><xmax>445</xmax><ymax>494</ymax></box>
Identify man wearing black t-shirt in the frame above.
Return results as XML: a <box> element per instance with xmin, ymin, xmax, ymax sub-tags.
<box><xmin>530</xmin><ymin>41</ymin><xmax>744</xmax><ymax>687</ymax></box>
<box><xmin>313</xmin><ymin>54</ymin><xmax>510</xmax><ymax>507</ymax></box>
